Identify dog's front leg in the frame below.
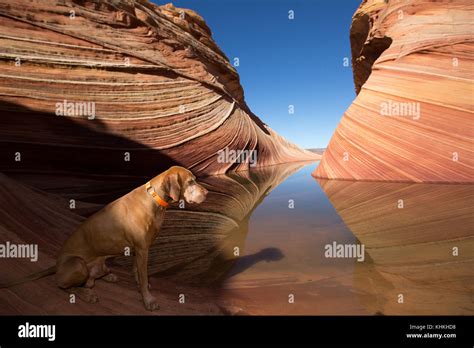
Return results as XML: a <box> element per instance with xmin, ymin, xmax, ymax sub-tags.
<box><xmin>135</xmin><ymin>248</ymin><xmax>159</xmax><ymax>311</ymax></box>
<box><xmin>132</xmin><ymin>257</ymin><xmax>151</xmax><ymax>289</ymax></box>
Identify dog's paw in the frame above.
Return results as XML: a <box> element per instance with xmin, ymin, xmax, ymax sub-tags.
<box><xmin>143</xmin><ymin>296</ymin><xmax>159</xmax><ymax>311</ymax></box>
<box><xmin>87</xmin><ymin>292</ymin><xmax>99</xmax><ymax>304</ymax></box>
<box><xmin>102</xmin><ymin>273</ymin><xmax>118</xmax><ymax>283</ymax></box>
<box><xmin>78</xmin><ymin>288</ymin><xmax>99</xmax><ymax>303</ymax></box>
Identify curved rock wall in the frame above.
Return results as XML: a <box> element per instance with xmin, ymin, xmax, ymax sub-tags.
<box><xmin>314</xmin><ymin>0</ymin><xmax>473</xmax><ymax>183</ymax></box>
<box><xmin>0</xmin><ymin>0</ymin><xmax>317</xmax><ymax>186</ymax></box>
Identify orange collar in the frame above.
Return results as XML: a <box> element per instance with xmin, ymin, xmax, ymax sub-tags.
<box><xmin>145</xmin><ymin>181</ymin><xmax>169</xmax><ymax>208</ymax></box>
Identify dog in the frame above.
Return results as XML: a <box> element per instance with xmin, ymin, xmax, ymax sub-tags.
<box><xmin>0</xmin><ymin>166</ymin><xmax>208</xmax><ymax>311</ymax></box>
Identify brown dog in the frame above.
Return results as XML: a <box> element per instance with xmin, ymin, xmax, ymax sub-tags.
<box><xmin>1</xmin><ymin>166</ymin><xmax>208</xmax><ymax>311</ymax></box>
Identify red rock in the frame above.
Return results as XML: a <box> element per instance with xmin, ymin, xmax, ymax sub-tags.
<box><xmin>314</xmin><ymin>0</ymin><xmax>473</xmax><ymax>183</ymax></box>
<box><xmin>0</xmin><ymin>0</ymin><xmax>317</xmax><ymax>189</ymax></box>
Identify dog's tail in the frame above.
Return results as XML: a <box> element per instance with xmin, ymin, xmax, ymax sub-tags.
<box><xmin>0</xmin><ymin>266</ymin><xmax>56</xmax><ymax>288</ymax></box>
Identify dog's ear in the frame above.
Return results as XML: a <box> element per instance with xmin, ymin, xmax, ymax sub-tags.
<box><xmin>167</xmin><ymin>172</ymin><xmax>181</xmax><ymax>202</ymax></box>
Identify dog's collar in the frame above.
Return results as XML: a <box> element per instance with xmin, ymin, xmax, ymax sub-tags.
<box><xmin>145</xmin><ymin>181</ymin><xmax>169</xmax><ymax>208</ymax></box>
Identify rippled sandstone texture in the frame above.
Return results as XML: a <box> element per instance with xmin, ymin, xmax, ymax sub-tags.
<box><xmin>314</xmin><ymin>0</ymin><xmax>473</xmax><ymax>183</ymax></box>
<box><xmin>0</xmin><ymin>0</ymin><xmax>317</xmax><ymax>188</ymax></box>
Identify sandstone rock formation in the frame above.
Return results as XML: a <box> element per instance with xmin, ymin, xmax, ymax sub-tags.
<box><xmin>314</xmin><ymin>0</ymin><xmax>473</xmax><ymax>183</ymax></box>
<box><xmin>0</xmin><ymin>0</ymin><xmax>317</xmax><ymax>192</ymax></box>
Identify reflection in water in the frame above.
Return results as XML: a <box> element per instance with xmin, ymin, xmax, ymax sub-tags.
<box><xmin>115</xmin><ymin>163</ymin><xmax>473</xmax><ymax>315</ymax></box>
<box><xmin>317</xmin><ymin>179</ymin><xmax>474</xmax><ymax>315</ymax></box>
<box><xmin>114</xmin><ymin>162</ymin><xmax>305</xmax><ymax>286</ymax></box>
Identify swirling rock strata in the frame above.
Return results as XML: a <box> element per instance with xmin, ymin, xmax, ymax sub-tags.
<box><xmin>0</xmin><ymin>0</ymin><xmax>317</xmax><ymax>183</ymax></box>
<box><xmin>314</xmin><ymin>0</ymin><xmax>473</xmax><ymax>183</ymax></box>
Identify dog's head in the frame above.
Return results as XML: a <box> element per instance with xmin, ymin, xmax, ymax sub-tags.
<box><xmin>163</xmin><ymin>166</ymin><xmax>208</xmax><ymax>204</ymax></box>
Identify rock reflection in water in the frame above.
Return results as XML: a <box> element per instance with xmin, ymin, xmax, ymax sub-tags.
<box><xmin>114</xmin><ymin>162</ymin><xmax>306</xmax><ymax>286</ymax></box>
<box><xmin>114</xmin><ymin>165</ymin><xmax>473</xmax><ymax>315</ymax></box>
<box><xmin>317</xmin><ymin>179</ymin><xmax>474</xmax><ymax>315</ymax></box>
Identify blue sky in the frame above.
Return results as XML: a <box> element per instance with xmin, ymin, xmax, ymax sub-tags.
<box><xmin>154</xmin><ymin>0</ymin><xmax>361</xmax><ymax>149</ymax></box>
